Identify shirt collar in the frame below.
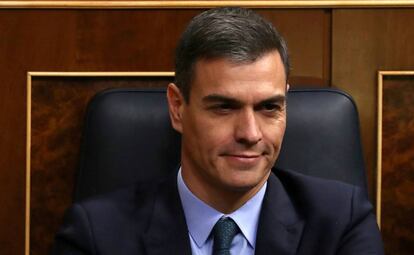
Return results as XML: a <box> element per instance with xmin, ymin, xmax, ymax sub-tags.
<box><xmin>177</xmin><ymin>168</ymin><xmax>267</xmax><ymax>249</ymax></box>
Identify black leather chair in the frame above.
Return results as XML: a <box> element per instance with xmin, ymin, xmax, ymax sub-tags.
<box><xmin>74</xmin><ymin>88</ymin><xmax>367</xmax><ymax>202</ymax></box>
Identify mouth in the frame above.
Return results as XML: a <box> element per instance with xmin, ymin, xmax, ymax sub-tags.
<box><xmin>220</xmin><ymin>153</ymin><xmax>264</xmax><ymax>167</ymax></box>
<box><xmin>220</xmin><ymin>150</ymin><xmax>267</xmax><ymax>157</ymax></box>
<box><xmin>221</xmin><ymin>152</ymin><xmax>264</xmax><ymax>158</ymax></box>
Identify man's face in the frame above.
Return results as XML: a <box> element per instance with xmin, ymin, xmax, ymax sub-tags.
<box><xmin>168</xmin><ymin>51</ymin><xmax>287</xmax><ymax>198</ymax></box>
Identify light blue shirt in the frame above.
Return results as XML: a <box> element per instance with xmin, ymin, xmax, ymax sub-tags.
<box><xmin>177</xmin><ymin>168</ymin><xmax>267</xmax><ymax>255</ymax></box>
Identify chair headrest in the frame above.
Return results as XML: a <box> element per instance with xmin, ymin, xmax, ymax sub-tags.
<box><xmin>75</xmin><ymin>88</ymin><xmax>367</xmax><ymax>201</ymax></box>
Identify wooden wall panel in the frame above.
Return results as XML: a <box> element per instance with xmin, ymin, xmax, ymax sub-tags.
<box><xmin>332</xmin><ymin>9</ymin><xmax>414</xmax><ymax>255</ymax></box>
<box><xmin>0</xmin><ymin>9</ymin><xmax>330</xmax><ymax>255</ymax></box>
<box><xmin>30</xmin><ymin>75</ymin><xmax>173</xmax><ymax>255</ymax></box>
<box><xmin>381</xmin><ymin>76</ymin><xmax>414</xmax><ymax>254</ymax></box>
<box><xmin>332</xmin><ymin>9</ymin><xmax>414</xmax><ymax>199</ymax></box>
<box><xmin>260</xmin><ymin>9</ymin><xmax>331</xmax><ymax>86</ymax></box>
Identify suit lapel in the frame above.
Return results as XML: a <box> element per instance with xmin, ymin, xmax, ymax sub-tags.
<box><xmin>142</xmin><ymin>174</ymin><xmax>192</xmax><ymax>255</ymax></box>
<box><xmin>255</xmin><ymin>173</ymin><xmax>305</xmax><ymax>255</ymax></box>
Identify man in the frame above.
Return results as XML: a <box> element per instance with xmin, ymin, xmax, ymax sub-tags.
<box><xmin>53</xmin><ymin>7</ymin><xmax>384</xmax><ymax>255</ymax></box>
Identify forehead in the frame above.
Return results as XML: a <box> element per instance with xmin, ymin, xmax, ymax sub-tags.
<box><xmin>191</xmin><ymin>51</ymin><xmax>286</xmax><ymax>101</ymax></box>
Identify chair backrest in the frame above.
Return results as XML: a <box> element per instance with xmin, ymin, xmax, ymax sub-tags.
<box><xmin>74</xmin><ymin>88</ymin><xmax>367</xmax><ymax>201</ymax></box>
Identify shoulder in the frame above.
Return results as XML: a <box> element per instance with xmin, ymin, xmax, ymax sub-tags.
<box><xmin>76</xmin><ymin>178</ymin><xmax>163</xmax><ymax>226</ymax></box>
<box><xmin>63</xmin><ymin>178</ymin><xmax>167</xmax><ymax>237</ymax></box>
<box><xmin>272</xmin><ymin>168</ymin><xmax>371</xmax><ymax>221</ymax></box>
<box><xmin>274</xmin><ymin>168</ymin><xmax>361</xmax><ymax>200</ymax></box>
<box><xmin>271</xmin><ymin>169</ymin><xmax>383</xmax><ymax>254</ymax></box>
<box><xmin>53</xmin><ymin>178</ymin><xmax>170</xmax><ymax>254</ymax></box>
<box><xmin>80</xmin><ymin>181</ymin><xmax>156</xmax><ymax>210</ymax></box>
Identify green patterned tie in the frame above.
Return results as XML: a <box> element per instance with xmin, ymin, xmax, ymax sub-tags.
<box><xmin>212</xmin><ymin>217</ymin><xmax>239</xmax><ymax>255</ymax></box>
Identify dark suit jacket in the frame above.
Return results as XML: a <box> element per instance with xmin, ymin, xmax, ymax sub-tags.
<box><xmin>52</xmin><ymin>169</ymin><xmax>384</xmax><ymax>255</ymax></box>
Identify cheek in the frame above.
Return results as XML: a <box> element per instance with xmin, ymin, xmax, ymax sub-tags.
<box><xmin>183</xmin><ymin>113</ymin><xmax>230</xmax><ymax>151</ymax></box>
<box><xmin>263</xmin><ymin>119</ymin><xmax>286</xmax><ymax>146</ymax></box>
<box><xmin>274</xmin><ymin>119</ymin><xmax>286</xmax><ymax>137</ymax></box>
<box><xmin>200</xmin><ymin>125</ymin><xmax>233</xmax><ymax>152</ymax></box>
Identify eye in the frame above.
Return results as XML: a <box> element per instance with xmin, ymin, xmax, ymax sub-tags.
<box><xmin>262</xmin><ymin>103</ymin><xmax>281</xmax><ymax>112</ymax></box>
<box><xmin>256</xmin><ymin>103</ymin><xmax>285</xmax><ymax>118</ymax></box>
<box><xmin>217</xmin><ymin>103</ymin><xmax>233</xmax><ymax>110</ymax></box>
<box><xmin>208</xmin><ymin>103</ymin><xmax>236</xmax><ymax>114</ymax></box>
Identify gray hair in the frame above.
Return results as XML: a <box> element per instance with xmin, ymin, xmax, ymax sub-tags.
<box><xmin>174</xmin><ymin>7</ymin><xmax>290</xmax><ymax>102</ymax></box>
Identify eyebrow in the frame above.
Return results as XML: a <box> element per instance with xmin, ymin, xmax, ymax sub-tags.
<box><xmin>258</xmin><ymin>95</ymin><xmax>286</xmax><ymax>105</ymax></box>
<box><xmin>202</xmin><ymin>94</ymin><xmax>286</xmax><ymax>106</ymax></box>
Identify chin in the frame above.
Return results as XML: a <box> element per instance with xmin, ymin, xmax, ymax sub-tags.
<box><xmin>222</xmin><ymin>171</ymin><xmax>269</xmax><ymax>193</ymax></box>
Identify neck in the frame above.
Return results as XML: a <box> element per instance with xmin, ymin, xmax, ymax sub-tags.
<box><xmin>181</xmin><ymin>166</ymin><xmax>268</xmax><ymax>214</ymax></box>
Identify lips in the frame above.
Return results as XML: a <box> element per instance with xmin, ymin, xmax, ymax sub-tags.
<box><xmin>225</xmin><ymin>154</ymin><xmax>260</xmax><ymax>158</ymax></box>
<box><xmin>220</xmin><ymin>150</ymin><xmax>266</xmax><ymax>158</ymax></box>
<box><xmin>220</xmin><ymin>153</ymin><xmax>263</xmax><ymax>168</ymax></box>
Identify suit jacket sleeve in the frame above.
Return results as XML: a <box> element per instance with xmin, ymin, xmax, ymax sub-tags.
<box><xmin>52</xmin><ymin>203</ymin><xmax>96</xmax><ymax>255</ymax></box>
<box><xmin>337</xmin><ymin>186</ymin><xmax>384</xmax><ymax>255</ymax></box>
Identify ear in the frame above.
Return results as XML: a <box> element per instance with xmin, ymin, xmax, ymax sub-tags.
<box><xmin>286</xmin><ymin>83</ymin><xmax>290</xmax><ymax>91</ymax></box>
<box><xmin>167</xmin><ymin>83</ymin><xmax>185</xmax><ymax>133</ymax></box>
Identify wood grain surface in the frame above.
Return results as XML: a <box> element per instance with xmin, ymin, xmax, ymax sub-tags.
<box><xmin>381</xmin><ymin>76</ymin><xmax>414</xmax><ymax>255</ymax></box>
<box><xmin>332</xmin><ymin>9</ymin><xmax>414</xmax><ymax>202</ymax></box>
<box><xmin>29</xmin><ymin>76</ymin><xmax>172</xmax><ymax>254</ymax></box>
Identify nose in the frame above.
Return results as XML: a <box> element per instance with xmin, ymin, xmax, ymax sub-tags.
<box><xmin>235</xmin><ymin>109</ymin><xmax>262</xmax><ymax>146</ymax></box>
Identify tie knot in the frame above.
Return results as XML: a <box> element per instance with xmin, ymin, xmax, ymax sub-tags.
<box><xmin>212</xmin><ymin>217</ymin><xmax>239</xmax><ymax>255</ymax></box>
